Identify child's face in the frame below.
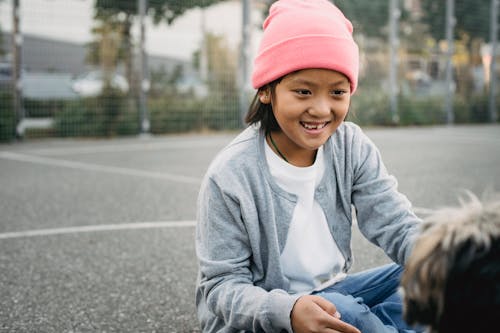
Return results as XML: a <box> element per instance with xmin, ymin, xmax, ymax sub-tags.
<box><xmin>260</xmin><ymin>68</ymin><xmax>351</xmax><ymax>164</ymax></box>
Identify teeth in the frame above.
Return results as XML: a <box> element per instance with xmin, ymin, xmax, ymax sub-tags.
<box><xmin>302</xmin><ymin>122</ymin><xmax>327</xmax><ymax>130</ymax></box>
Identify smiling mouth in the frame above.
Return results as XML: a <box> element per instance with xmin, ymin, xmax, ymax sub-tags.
<box><xmin>300</xmin><ymin>121</ymin><xmax>330</xmax><ymax>130</ymax></box>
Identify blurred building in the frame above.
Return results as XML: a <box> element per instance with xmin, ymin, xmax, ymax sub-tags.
<box><xmin>0</xmin><ymin>33</ymin><xmax>195</xmax><ymax>99</ymax></box>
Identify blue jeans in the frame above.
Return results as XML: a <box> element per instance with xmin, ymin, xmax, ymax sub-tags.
<box><xmin>312</xmin><ymin>263</ymin><xmax>423</xmax><ymax>333</ymax></box>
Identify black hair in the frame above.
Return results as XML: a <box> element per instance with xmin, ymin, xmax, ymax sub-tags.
<box><xmin>244</xmin><ymin>78</ymin><xmax>282</xmax><ymax>133</ymax></box>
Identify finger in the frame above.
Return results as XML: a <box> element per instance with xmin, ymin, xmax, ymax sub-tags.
<box><xmin>311</xmin><ymin>295</ymin><xmax>338</xmax><ymax>317</ymax></box>
<box><xmin>327</xmin><ymin>317</ymin><xmax>361</xmax><ymax>333</ymax></box>
<box><xmin>323</xmin><ymin>329</ymin><xmax>348</xmax><ymax>333</ymax></box>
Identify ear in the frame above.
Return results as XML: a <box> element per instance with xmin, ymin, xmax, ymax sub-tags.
<box><xmin>258</xmin><ymin>88</ymin><xmax>271</xmax><ymax>104</ymax></box>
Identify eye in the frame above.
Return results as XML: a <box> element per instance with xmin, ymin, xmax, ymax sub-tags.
<box><xmin>331</xmin><ymin>89</ymin><xmax>347</xmax><ymax>97</ymax></box>
<box><xmin>294</xmin><ymin>89</ymin><xmax>311</xmax><ymax>96</ymax></box>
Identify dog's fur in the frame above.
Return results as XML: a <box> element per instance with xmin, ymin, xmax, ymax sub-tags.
<box><xmin>401</xmin><ymin>193</ymin><xmax>500</xmax><ymax>333</ymax></box>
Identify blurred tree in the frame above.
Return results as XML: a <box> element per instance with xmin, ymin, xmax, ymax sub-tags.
<box><xmin>198</xmin><ymin>32</ymin><xmax>239</xmax><ymax>129</ymax></box>
<box><xmin>259</xmin><ymin>0</ymin><xmax>398</xmax><ymax>37</ymax></box>
<box><xmin>0</xmin><ymin>0</ymin><xmax>5</xmax><ymax>58</ymax></box>
<box><xmin>204</xmin><ymin>33</ymin><xmax>237</xmax><ymax>89</ymax></box>
<box><xmin>420</xmin><ymin>0</ymin><xmax>490</xmax><ymax>41</ymax></box>
<box><xmin>0</xmin><ymin>26</ymin><xmax>4</xmax><ymax>59</ymax></box>
<box><xmin>148</xmin><ymin>64</ymin><xmax>183</xmax><ymax>98</ymax></box>
<box><xmin>89</xmin><ymin>0</ymin><xmax>229</xmax><ymax>91</ymax></box>
<box><xmin>86</xmin><ymin>16</ymin><xmax>124</xmax><ymax>86</ymax></box>
<box><xmin>334</xmin><ymin>0</ymin><xmax>392</xmax><ymax>37</ymax></box>
<box><xmin>85</xmin><ymin>0</ymin><xmax>229</xmax><ymax>134</ymax></box>
<box><xmin>420</xmin><ymin>0</ymin><xmax>490</xmax><ymax>97</ymax></box>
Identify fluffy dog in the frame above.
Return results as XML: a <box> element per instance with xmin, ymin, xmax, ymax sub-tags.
<box><xmin>401</xmin><ymin>193</ymin><xmax>500</xmax><ymax>333</ymax></box>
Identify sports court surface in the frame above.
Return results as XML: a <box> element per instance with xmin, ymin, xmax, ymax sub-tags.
<box><xmin>1</xmin><ymin>125</ymin><xmax>499</xmax><ymax>332</ymax></box>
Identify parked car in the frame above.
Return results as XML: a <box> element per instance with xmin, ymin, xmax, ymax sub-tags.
<box><xmin>0</xmin><ymin>62</ymin><xmax>26</xmax><ymax>91</ymax></box>
<box><xmin>71</xmin><ymin>70</ymin><xmax>129</xmax><ymax>97</ymax></box>
<box><xmin>0</xmin><ymin>62</ymin><xmax>12</xmax><ymax>89</ymax></box>
<box><xmin>0</xmin><ymin>63</ymin><xmax>76</xmax><ymax>100</ymax></box>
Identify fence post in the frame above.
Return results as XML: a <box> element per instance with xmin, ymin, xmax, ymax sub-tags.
<box><xmin>238</xmin><ymin>0</ymin><xmax>251</xmax><ymax>127</ymax></box>
<box><xmin>489</xmin><ymin>0</ymin><xmax>498</xmax><ymax>123</ymax></box>
<box><xmin>444</xmin><ymin>0</ymin><xmax>455</xmax><ymax>125</ymax></box>
<box><xmin>12</xmin><ymin>0</ymin><xmax>24</xmax><ymax>138</ymax></box>
<box><xmin>138</xmin><ymin>0</ymin><xmax>150</xmax><ymax>135</ymax></box>
<box><xmin>388</xmin><ymin>0</ymin><xmax>400</xmax><ymax>124</ymax></box>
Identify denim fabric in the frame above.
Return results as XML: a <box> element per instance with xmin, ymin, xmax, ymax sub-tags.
<box><xmin>313</xmin><ymin>263</ymin><xmax>424</xmax><ymax>333</ymax></box>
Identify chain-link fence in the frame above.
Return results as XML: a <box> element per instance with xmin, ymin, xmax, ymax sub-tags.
<box><xmin>0</xmin><ymin>0</ymin><xmax>498</xmax><ymax>141</ymax></box>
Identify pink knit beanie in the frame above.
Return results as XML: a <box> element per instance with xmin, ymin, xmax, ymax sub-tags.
<box><xmin>251</xmin><ymin>0</ymin><xmax>359</xmax><ymax>93</ymax></box>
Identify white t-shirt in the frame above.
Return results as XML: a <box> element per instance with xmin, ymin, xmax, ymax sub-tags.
<box><xmin>264</xmin><ymin>140</ymin><xmax>346</xmax><ymax>294</ymax></box>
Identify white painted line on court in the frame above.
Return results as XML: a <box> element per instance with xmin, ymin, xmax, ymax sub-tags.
<box><xmin>0</xmin><ymin>151</ymin><xmax>202</xmax><ymax>185</ymax></box>
<box><xmin>21</xmin><ymin>138</ymin><xmax>231</xmax><ymax>156</ymax></box>
<box><xmin>0</xmin><ymin>220</ymin><xmax>197</xmax><ymax>240</ymax></box>
<box><xmin>0</xmin><ymin>207</ymin><xmax>433</xmax><ymax>240</ymax></box>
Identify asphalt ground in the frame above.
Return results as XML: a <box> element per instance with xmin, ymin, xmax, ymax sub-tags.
<box><xmin>0</xmin><ymin>124</ymin><xmax>499</xmax><ymax>332</ymax></box>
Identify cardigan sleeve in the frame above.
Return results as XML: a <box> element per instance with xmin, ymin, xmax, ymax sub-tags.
<box><xmin>350</xmin><ymin>127</ymin><xmax>421</xmax><ymax>265</ymax></box>
<box><xmin>195</xmin><ymin>176</ymin><xmax>299</xmax><ymax>332</ymax></box>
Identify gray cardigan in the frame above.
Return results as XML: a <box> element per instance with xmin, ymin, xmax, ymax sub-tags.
<box><xmin>195</xmin><ymin>122</ymin><xmax>420</xmax><ymax>332</ymax></box>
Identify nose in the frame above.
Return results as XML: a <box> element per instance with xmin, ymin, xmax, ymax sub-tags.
<box><xmin>308</xmin><ymin>96</ymin><xmax>332</xmax><ymax>118</ymax></box>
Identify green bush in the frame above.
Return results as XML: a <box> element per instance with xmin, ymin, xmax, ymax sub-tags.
<box><xmin>149</xmin><ymin>97</ymin><xmax>202</xmax><ymax>134</ymax></box>
<box><xmin>201</xmin><ymin>94</ymin><xmax>240</xmax><ymax>131</ymax></box>
<box><xmin>0</xmin><ymin>91</ymin><xmax>15</xmax><ymax>142</ymax></box>
<box><xmin>347</xmin><ymin>87</ymin><xmax>392</xmax><ymax>125</ymax></box>
<box><xmin>148</xmin><ymin>93</ymin><xmax>240</xmax><ymax>134</ymax></box>
<box><xmin>24</xmin><ymin>98</ymin><xmax>65</xmax><ymax>118</ymax></box>
<box><xmin>54</xmin><ymin>87</ymin><xmax>133</xmax><ymax>137</ymax></box>
<box><xmin>450</xmin><ymin>94</ymin><xmax>492</xmax><ymax>124</ymax></box>
<box><xmin>398</xmin><ymin>96</ymin><xmax>446</xmax><ymax>125</ymax></box>
<box><xmin>54</xmin><ymin>103</ymin><xmax>103</xmax><ymax>137</ymax></box>
<box><xmin>54</xmin><ymin>87</ymin><xmax>238</xmax><ymax>137</ymax></box>
<box><xmin>114</xmin><ymin>107</ymin><xmax>140</xmax><ymax>135</ymax></box>
<box><xmin>348</xmin><ymin>85</ymin><xmax>497</xmax><ymax>126</ymax></box>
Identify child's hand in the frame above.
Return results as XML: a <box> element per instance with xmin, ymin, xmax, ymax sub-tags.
<box><xmin>291</xmin><ymin>295</ymin><xmax>361</xmax><ymax>333</ymax></box>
